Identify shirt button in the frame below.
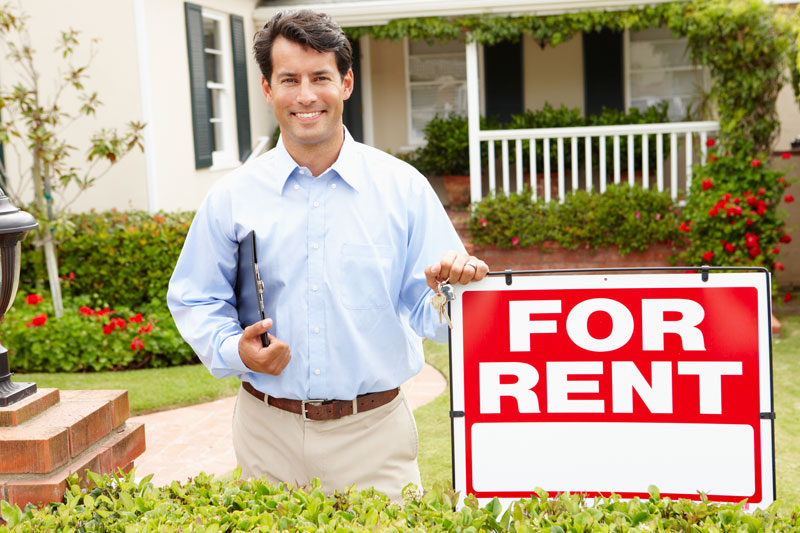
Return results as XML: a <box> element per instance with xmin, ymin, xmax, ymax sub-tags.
<box><xmin>314</xmin><ymin>369</ymin><xmax>321</xmax><ymax>375</ymax></box>
<box><xmin>313</xmin><ymin>327</ymin><xmax>320</xmax><ymax>334</ymax></box>
<box><xmin>331</xmin><ymin>184</ymin><xmax>337</xmax><ymax>189</ymax></box>
<box><xmin>312</xmin><ymin>243</ymin><xmax>319</xmax><ymax>250</ymax></box>
<box><xmin>293</xmin><ymin>184</ymin><xmax>300</xmax><ymax>190</ymax></box>
<box><xmin>313</xmin><ymin>201</ymin><xmax>319</xmax><ymax>207</ymax></box>
<box><xmin>300</xmin><ymin>169</ymin><xmax>307</xmax><ymax>175</ymax></box>
<box><xmin>312</xmin><ymin>285</ymin><xmax>319</xmax><ymax>292</ymax></box>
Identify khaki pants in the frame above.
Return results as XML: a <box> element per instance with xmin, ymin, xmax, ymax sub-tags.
<box><xmin>232</xmin><ymin>385</ymin><xmax>422</xmax><ymax>502</ymax></box>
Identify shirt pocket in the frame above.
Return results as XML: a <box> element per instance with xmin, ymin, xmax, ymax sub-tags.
<box><xmin>339</xmin><ymin>243</ymin><xmax>394</xmax><ymax>310</ymax></box>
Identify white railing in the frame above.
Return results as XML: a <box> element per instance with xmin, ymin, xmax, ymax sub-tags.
<box><xmin>470</xmin><ymin>121</ymin><xmax>720</xmax><ymax>204</ymax></box>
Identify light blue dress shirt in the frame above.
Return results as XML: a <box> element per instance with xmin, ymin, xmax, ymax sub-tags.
<box><xmin>167</xmin><ymin>130</ymin><xmax>466</xmax><ymax>400</ymax></box>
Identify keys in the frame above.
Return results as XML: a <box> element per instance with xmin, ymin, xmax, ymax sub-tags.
<box><xmin>430</xmin><ymin>279</ymin><xmax>455</xmax><ymax>329</ymax></box>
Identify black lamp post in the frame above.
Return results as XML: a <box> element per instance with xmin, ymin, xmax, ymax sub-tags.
<box><xmin>0</xmin><ymin>187</ymin><xmax>38</xmax><ymax>407</ymax></box>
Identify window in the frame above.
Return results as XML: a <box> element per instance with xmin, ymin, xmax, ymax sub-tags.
<box><xmin>185</xmin><ymin>3</ymin><xmax>251</xmax><ymax>170</ymax></box>
<box><xmin>626</xmin><ymin>28</ymin><xmax>705</xmax><ymax>121</ymax></box>
<box><xmin>405</xmin><ymin>39</ymin><xmax>467</xmax><ymax>145</ymax></box>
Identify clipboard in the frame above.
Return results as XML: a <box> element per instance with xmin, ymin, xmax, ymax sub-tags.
<box><xmin>235</xmin><ymin>230</ymin><xmax>270</xmax><ymax>347</ymax></box>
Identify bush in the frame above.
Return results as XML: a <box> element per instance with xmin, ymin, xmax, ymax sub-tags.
<box><xmin>470</xmin><ymin>184</ymin><xmax>682</xmax><ymax>255</ymax></box>
<box><xmin>21</xmin><ymin>210</ymin><xmax>194</xmax><ymax>309</ymax></box>
<box><xmin>3</xmin><ymin>470</ymin><xmax>799</xmax><ymax>531</ymax></box>
<box><xmin>0</xmin><ymin>292</ymin><xmax>194</xmax><ymax>372</ymax></box>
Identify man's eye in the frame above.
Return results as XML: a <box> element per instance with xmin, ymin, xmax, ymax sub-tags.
<box><xmin>281</xmin><ymin>78</ymin><xmax>297</xmax><ymax>84</ymax></box>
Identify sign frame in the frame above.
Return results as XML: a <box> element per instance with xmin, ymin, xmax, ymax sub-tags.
<box><xmin>447</xmin><ymin>266</ymin><xmax>776</xmax><ymax>508</ymax></box>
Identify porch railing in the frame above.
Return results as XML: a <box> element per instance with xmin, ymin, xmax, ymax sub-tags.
<box><xmin>470</xmin><ymin>121</ymin><xmax>720</xmax><ymax>204</ymax></box>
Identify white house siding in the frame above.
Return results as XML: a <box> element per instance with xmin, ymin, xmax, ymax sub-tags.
<box><xmin>523</xmin><ymin>34</ymin><xmax>585</xmax><ymax>114</ymax></box>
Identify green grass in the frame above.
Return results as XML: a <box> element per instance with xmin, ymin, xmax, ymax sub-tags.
<box><xmin>15</xmin><ymin>363</ymin><xmax>240</xmax><ymax>415</ymax></box>
<box><xmin>416</xmin><ymin>340</ymin><xmax>452</xmax><ymax>489</ymax></box>
<box><xmin>773</xmin><ymin>314</ymin><xmax>800</xmax><ymax>510</ymax></box>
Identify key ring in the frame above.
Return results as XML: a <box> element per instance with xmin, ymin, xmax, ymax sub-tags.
<box><xmin>437</xmin><ymin>277</ymin><xmax>449</xmax><ymax>292</ymax></box>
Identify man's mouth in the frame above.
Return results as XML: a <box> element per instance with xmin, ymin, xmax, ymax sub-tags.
<box><xmin>293</xmin><ymin>111</ymin><xmax>324</xmax><ymax>119</ymax></box>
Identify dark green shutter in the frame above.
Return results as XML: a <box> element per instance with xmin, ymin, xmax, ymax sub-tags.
<box><xmin>185</xmin><ymin>2</ymin><xmax>213</xmax><ymax>169</ymax></box>
<box><xmin>230</xmin><ymin>14</ymin><xmax>252</xmax><ymax>162</ymax></box>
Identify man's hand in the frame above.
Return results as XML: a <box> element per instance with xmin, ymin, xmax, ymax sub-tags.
<box><xmin>424</xmin><ymin>251</ymin><xmax>489</xmax><ymax>291</ymax></box>
<box><xmin>239</xmin><ymin>318</ymin><xmax>291</xmax><ymax>375</ymax></box>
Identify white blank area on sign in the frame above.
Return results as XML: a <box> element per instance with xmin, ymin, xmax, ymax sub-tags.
<box><xmin>471</xmin><ymin>422</ymin><xmax>755</xmax><ymax>497</ymax></box>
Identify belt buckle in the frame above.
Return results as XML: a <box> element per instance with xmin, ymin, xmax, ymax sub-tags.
<box><xmin>301</xmin><ymin>399</ymin><xmax>325</xmax><ymax>421</ymax></box>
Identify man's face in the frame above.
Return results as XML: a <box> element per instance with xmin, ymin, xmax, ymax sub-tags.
<box><xmin>262</xmin><ymin>36</ymin><xmax>353</xmax><ymax>150</ymax></box>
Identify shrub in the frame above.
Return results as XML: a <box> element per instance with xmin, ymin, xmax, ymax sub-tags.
<box><xmin>21</xmin><ymin>210</ymin><xmax>194</xmax><ymax>309</ymax></box>
<box><xmin>470</xmin><ymin>184</ymin><xmax>682</xmax><ymax>255</ymax></box>
<box><xmin>2</xmin><ymin>470</ymin><xmax>799</xmax><ymax>531</ymax></box>
<box><xmin>675</xmin><ymin>143</ymin><xmax>792</xmax><ymax>274</ymax></box>
<box><xmin>0</xmin><ymin>292</ymin><xmax>194</xmax><ymax>372</ymax></box>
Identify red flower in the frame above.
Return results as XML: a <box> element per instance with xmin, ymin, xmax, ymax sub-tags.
<box><xmin>138</xmin><ymin>323</ymin><xmax>154</xmax><ymax>334</ymax></box>
<box><xmin>103</xmin><ymin>324</ymin><xmax>115</xmax><ymax>335</ymax></box>
<box><xmin>706</xmin><ymin>138</ymin><xmax>715</xmax><ymax>147</ymax></box>
<box><xmin>773</xmin><ymin>247</ymin><xmax>780</xmax><ymax>255</ymax></box>
<box><xmin>785</xmin><ymin>194</ymin><xmax>794</xmax><ymax>203</ymax></box>
<box><xmin>775</xmin><ymin>262</ymin><xmax>785</xmax><ymax>271</ymax></box>
<box><xmin>746</xmin><ymin>218</ymin><xmax>754</xmax><ymax>226</ymax></box>
<box><xmin>756</xmin><ymin>203</ymin><xmax>767</xmax><ymax>216</ymax></box>
<box><xmin>110</xmin><ymin>317</ymin><xmax>126</xmax><ymax>330</ymax></box>
<box><xmin>30</xmin><ymin>313</ymin><xmax>47</xmax><ymax>327</ymax></box>
<box><xmin>130</xmin><ymin>337</ymin><xmax>145</xmax><ymax>352</ymax></box>
<box><xmin>732</xmin><ymin>197</ymin><xmax>740</xmax><ymax>205</ymax></box>
<box><xmin>747</xmin><ymin>196</ymin><xmax>759</xmax><ymax>207</ymax></box>
<box><xmin>782</xmin><ymin>152</ymin><xmax>791</xmax><ymax>160</ymax></box>
<box><xmin>129</xmin><ymin>313</ymin><xmax>144</xmax><ymax>323</ymax></box>
<box><xmin>780</xmin><ymin>234</ymin><xmax>792</xmax><ymax>243</ymax></box>
<box><xmin>67</xmin><ymin>272</ymin><xmax>75</xmax><ymax>280</ymax></box>
<box><xmin>785</xmin><ymin>293</ymin><xmax>793</xmax><ymax>303</ymax></box>
<box><xmin>745</xmin><ymin>233</ymin><xmax>760</xmax><ymax>247</ymax></box>
<box><xmin>708</xmin><ymin>207</ymin><xmax>719</xmax><ymax>217</ymax></box>
<box><xmin>679</xmin><ymin>221</ymin><xmax>691</xmax><ymax>233</ymax></box>
<box><xmin>701</xmin><ymin>251</ymin><xmax>714</xmax><ymax>262</ymax></box>
<box><xmin>511</xmin><ymin>237</ymin><xmax>519</xmax><ymax>246</ymax></box>
<box><xmin>757</xmin><ymin>188</ymin><xmax>766</xmax><ymax>196</ymax></box>
<box><xmin>726</xmin><ymin>206</ymin><xmax>742</xmax><ymax>217</ymax></box>
<box><xmin>78</xmin><ymin>306</ymin><xmax>94</xmax><ymax>316</ymax></box>
<box><xmin>479</xmin><ymin>218</ymin><xmax>488</xmax><ymax>227</ymax></box>
<box><xmin>701</xmin><ymin>178</ymin><xmax>714</xmax><ymax>191</ymax></box>
<box><xmin>725</xmin><ymin>243</ymin><xmax>735</xmax><ymax>253</ymax></box>
<box><xmin>95</xmin><ymin>308</ymin><xmax>112</xmax><ymax>316</ymax></box>
<box><xmin>708</xmin><ymin>154</ymin><xmax>718</xmax><ymax>163</ymax></box>
<box><xmin>750</xmin><ymin>158</ymin><xmax>761</xmax><ymax>167</ymax></box>
<box><xmin>25</xmin><ymin>294</ymin><xmax>44</xmax><ymax>306</ymax></box>
<box><xmin>749</xmin><ymin>247</ymin><xmax>761</xmax><ymax>258</ymax></box>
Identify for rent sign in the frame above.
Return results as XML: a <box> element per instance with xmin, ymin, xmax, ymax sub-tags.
<box><xmin>449</xmin><ymin>271</ymin><xmax>775</xmax><ymax>507</ymax></box>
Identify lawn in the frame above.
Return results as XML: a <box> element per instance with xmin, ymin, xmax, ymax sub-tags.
<box><xmin>15</xmin><ymin>321</ymin><xmax>800</xmax><ymax>509</ymax></box>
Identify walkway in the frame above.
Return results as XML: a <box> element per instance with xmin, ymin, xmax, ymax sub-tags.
<box><xmin>129</xmin><ymin>363</ymin><xmax>447</xmax><ymax>486</ymax></box>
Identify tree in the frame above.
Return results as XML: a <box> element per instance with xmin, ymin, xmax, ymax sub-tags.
<box><xmin>0</xmin><ymin>5</ymin><xmax>144</xmax><ymax>317</ymax></box>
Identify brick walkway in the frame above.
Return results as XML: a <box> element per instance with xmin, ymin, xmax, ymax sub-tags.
<box><xmin>129</xmin><ymin>363</ymin><xmax>447</xmax><ymax>486</ymax></box>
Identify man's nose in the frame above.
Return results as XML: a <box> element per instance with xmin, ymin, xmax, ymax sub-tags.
<box><xmin>296</xmin><ymin>78</ymin><xmax>317</xmax><ymax>105</ymax></box>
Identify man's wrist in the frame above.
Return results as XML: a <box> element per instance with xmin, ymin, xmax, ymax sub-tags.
<box><xmin>221</xmin><ymin>333</ymin><xmax>251</xmax><ymax>373</ymax></box>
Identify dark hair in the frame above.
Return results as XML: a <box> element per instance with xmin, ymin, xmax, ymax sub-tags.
<box><xmin>253</xmin><ymin>10</ymin><xmax>353</xmax><ymax>84</ymax></box>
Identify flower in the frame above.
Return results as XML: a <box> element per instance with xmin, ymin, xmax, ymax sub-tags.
<box><xmin>726</xmin><ymin>206</ymin><xmax>742</xmax><ymax>217</ymax></box>
<box><xmin>138</xmin><ymin>323</ymin><xmax>154</xmax><ymax>334</ymax></box>
<box><xmin>130</xmin><ymin>337</ymin><xmax>145</xmax><ymax>351</ymax></box>
<box><xmin>103</xmin><ymin>324</ymin><xmax>115</xmax><ymax>335</ymax></box>
<box><xmin>110</xmin><ymin>317</ymin><xmax>126</xmax><ymax>330</ymax></box>
<box><xmin>706</xmin><ymin>138</ymin><xmax>715</xmax><ymax>147</ymax></box>
<box><xmin>749</xmin><ymin>247</ymin><xmax>761</xmax><ymax>258</ymax></box>
<box><xmin>785</xmin><ymin>293</ymin><xmax>793</xmax><ymax>303</ymax></box>
<box><xmin>511</xmin><ymin>237</ymin><xmax>519</xmax><ymax>246</ymax></box>
<box><xmin>95</xmin><ymin>308</ymin><xmax>112</xmax><ymax>316</ymax></box>
<box><xmin>129</xmin><ymin>313</ymin><xmax>144</xmax><ymax>323</ymax></box>
<box><xmin>655</xmin><ymin>213</ymin><xmax>661</xmax><ymax>220</ymax></box>
<box><xmin>708</xmin><ymin>154</ymin><xmax>718</xmax><ymax>162</ymax></box>
<box><xmin>746</xmin><ymin>218</ymin><xmax>754</xmax><ymax>226</ymax></box>
<box><xmin>780</xmin><ymin>233</ymin><xmax>792</xmax><ymax>244</ymax></box>
<box><xmin>78</xmin><ymin>306</ymin><xmax>94</xmax><ymax>316</ymax></box>
<box><xmin>757</xmin><ymin>188</ymin><xmax>766</xmax><ymax>196</ymax></box>
<box><xmin>708</xmin><ymin>207</ymin><xmax>719</xmax><ymax>217</ymax></box>
<box><xmin>634</xmin><ymin>211</ymin><xmax>641</xmax><ymax>219</ymax></box>
<box><xmin>782</xmin><ymin>152</ymin><xmax>791</xmax><ymax>160</ymax></box>
<box><xmin>31</xmin><ymin>313</ymin><xmax>47</xmax><ymax>327</ymax></box>
<box><xmin>701</xmin><ymin>251</ymin><xmax>714</xmax><ymax>262</ymax></box>
<box><xmin>701</xmin><ymin>179</ymin><xmax>714</xmax><ymax>191</ymax></box>
<box><xmin>775</xmin><ymin>262</ymin><xmax>785</xmax><ymax>271</ymax></box>
<box><xmin>750</xmin><ymin>158</ymin><xmax>761</xmax><ymax>168</ymax></box>
<box><xmin>785</xmin><ymin>194</ymin><xmax>794</xmax><ymax>203</ymax></box>
<box><xmin>773</xmin><ymin>247</ymin><xmax>780</xmax><ymax>255</ymax></box>
<box><xmin>25</xmin><ymin>294</ymin><xmax>44</xmax><ymax>306</ymax></box>
<box><xmin>725</xmin><ymin>243</ymin><xmax>735</xmax><ymax>253</ymax></box>
<box><xmin>679</xmin><ymin>221</ymin><xmax>691</xmax><ymax>233</ymax></box>
<box><xmin>480</xmin><ymin>218</ymin><xmax>488</xmax><ymax>227</ymax></box>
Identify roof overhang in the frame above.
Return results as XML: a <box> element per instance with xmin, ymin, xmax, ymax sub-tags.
<box><xmin>253</xmin><ymin>0</ymin><xmax>679</xmax><ymax>27</ymax></box>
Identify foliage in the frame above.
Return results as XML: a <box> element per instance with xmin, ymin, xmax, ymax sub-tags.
<box><xmin>676</xmin><ymin>143</ymin><xmax>793</xmax><ymax>273</ymax></box>
<box><xmin>0</xmin><ymin>292</ymin><xmax>193</xmax><ymax>372</ymax></box>
<box><xmin>469</xmin><ymin>184</ymin><xmax>682</xmax><ymax>255</ymax></box>
<box><xmin>20</xmin><ymin>209</ymin><xmax>194</xmax><ymax>310</ymax></box>
<box><xmin>3</xmin><ymin>470</ymin><xmax>800</xmax><ymax>531</ymax></box>
<box><xmin>411</xmin><ymin>114</ymin><xmax>470</xmax><ymax>175</ymax></box>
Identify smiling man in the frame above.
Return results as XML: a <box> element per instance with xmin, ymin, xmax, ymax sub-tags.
<box><xmin>167</xmin><ymin>10</ymin><xmax>488</xmax><ymax>501</ymax></box>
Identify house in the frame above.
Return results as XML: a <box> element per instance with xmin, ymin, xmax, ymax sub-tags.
<box><xmin>5</xmin><ymin>0</ymin><xmax>800</xmax><ymax>282</ymax></box>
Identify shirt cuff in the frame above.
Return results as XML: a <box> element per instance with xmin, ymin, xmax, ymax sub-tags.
<box><xmin>219</xmin><ymin>332</ymin><xmax>252</xmax><ymax>374</ymax></box>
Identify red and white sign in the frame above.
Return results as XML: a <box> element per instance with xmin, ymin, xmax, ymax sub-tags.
<box><xmin>449</xmin><ymin>271</ymin><xmax>775</xmax><ymax>507</ymax></box>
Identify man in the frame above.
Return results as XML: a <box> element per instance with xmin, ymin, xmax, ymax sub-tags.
<box><xmin>167</xmin><ymin>10</ymin><xmax>488</xmax><ymax>501</ymax></box>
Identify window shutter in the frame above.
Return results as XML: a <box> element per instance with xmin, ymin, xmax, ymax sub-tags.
<box><xmin>185</xmin><ymin>2</ymin><xmax>213</xmax><ymax>169</ymax></box>
<box><xmin>230</xmin><ymin>14</ymin><xmax>252</xmax><ymax>162</ymax></box>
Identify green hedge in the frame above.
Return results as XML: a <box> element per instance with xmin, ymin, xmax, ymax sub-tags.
<box><xmin>469</xmin><ymin>184</ymin><xmax>683</xmax><ymax>255</ymax></box>
<box><xmin>21</xmin><ymin>210</ymin><xmax>194</xmax><ymax>310</ymax></box>
<box><xmin>3</xmin><ymin>471</ymin><xmax>799</xmax><ymax>531</ymax></box>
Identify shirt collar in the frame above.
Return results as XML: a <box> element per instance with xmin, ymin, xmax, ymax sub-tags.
<box><xmin>273</xmin><ymin>127</ymin><xmax>363</xmax><ymax>194</ymax></box>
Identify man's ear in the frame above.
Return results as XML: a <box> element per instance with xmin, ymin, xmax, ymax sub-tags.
<box><xmin>342</xmin><ymin>68</ymin><xmax>354</xmax><ymax>101</ymax></box>
<box><xmin>261</xmin><ymin>76</ymin><xmax>273</xmax><ymax>104</ymax></box>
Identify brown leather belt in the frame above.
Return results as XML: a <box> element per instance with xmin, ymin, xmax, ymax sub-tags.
<box><xmin>242</xmin><ymin>381</ymin><xmax>399</xmax><ymax>421</ymax></box>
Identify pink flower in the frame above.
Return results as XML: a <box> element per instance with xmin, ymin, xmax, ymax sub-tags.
<box><xmin>480</xmin><ymin>218</ymin><xmax>488</xmax><ymax>227</ymax></box>
<box><xmin>634</xmin><ymin>211</ymin><xmax>641</xmax><ymax>219</ymax></box>
<box><xmin>511</xmin><ymin>237</ymin><xmax>519</xmax><ymax>246</ymax></box>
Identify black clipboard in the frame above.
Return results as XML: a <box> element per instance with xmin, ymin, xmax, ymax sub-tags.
<box><xmin>235</xmin><ymin>230</ymin><xmax>270</xmax><ymax>347</ymax></box>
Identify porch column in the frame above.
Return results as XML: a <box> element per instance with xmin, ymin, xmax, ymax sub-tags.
<box><xmin>466</xmin><ymin>39</ymin><xmax>481</xmax><ymax>204</ymax></box>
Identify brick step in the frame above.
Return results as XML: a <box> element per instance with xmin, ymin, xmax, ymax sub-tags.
<box><xmin>0</xmin><ymin>390</ymin><xmax>130</xmax><ymax>475</ymax></box>
<box><xmin>0</xmin><ymin>389</ymin><xmax>60</xmax><ymax>427</ymax></box>
<box><xmin>0</xmin><ymin>421</ymin><xmax>145</xmax><ymax>508</ymax></box>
